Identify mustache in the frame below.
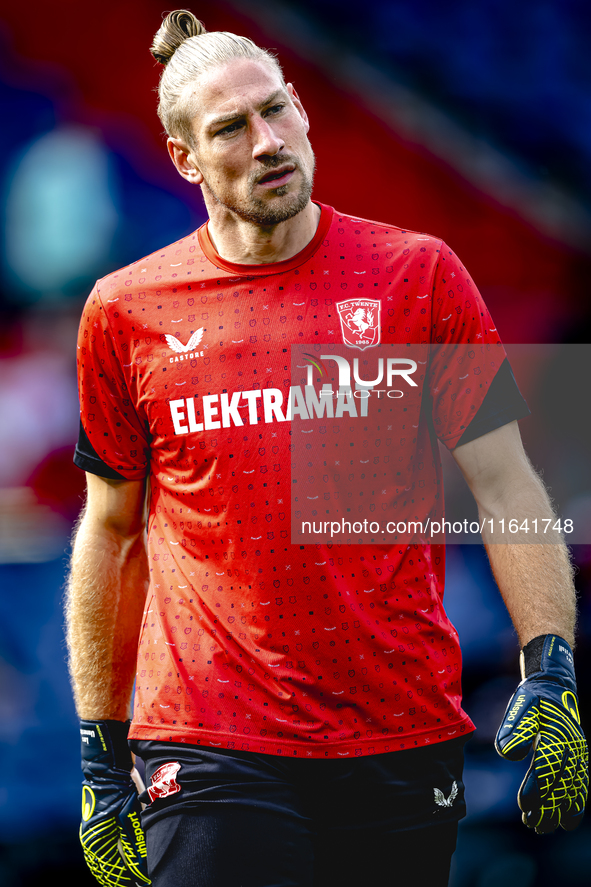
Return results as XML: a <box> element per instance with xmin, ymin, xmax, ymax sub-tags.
<box><xmin>250</xmin><ymin>155</ymin><xmax>299</xmax><ymax>186</ymax></box>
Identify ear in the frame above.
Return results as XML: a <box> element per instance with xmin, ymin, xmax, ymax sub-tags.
<box><xmin>167</xmin><ymin>137</ymin><xmax>204</xmax><ymax>184</ymax></box>
<box><xmin>286</xmin><ymin>83</ymin><xmax>309</xmax><ymax>133</ymax></box>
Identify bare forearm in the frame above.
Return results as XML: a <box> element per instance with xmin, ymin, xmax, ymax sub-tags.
<box><xmin>454</xmin><ymin>422</ymin><xmax>577</xmax><ymax>649</ymax></box>
<box><xmin>482</xmin><ymin>541</ymin><xmax>575</xmax><ymax>647</ymax></box>
<box><xmin>66</xmin><ymin>509</ymin><xmax>149</xmax><ymax>720</ymax></box>
<box><xmin>478</xmin><ymin>471</ymin><xmax>576</xmax><ymax>647</ymax></box>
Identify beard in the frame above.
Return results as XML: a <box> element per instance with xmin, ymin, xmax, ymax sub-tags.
<box><xmin>201</xmin><ymin>150</ymin><xmax>315</xmax><ymax>227</ymax></box>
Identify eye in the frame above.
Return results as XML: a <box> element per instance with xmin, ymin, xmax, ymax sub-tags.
<box><xmin>216</xmin><ymin>120</ymin><xmax>244</xmax><ymax>137</ymax></box>
<box><xmin>265</xmin><ymin>104</ymin><xmax>285</xmax><ymax>116</ymax></box>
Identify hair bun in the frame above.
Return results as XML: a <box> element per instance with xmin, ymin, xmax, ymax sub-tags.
<box><xmin>150</xmin><ymin>9</ymin><xmax>207</xmax><ymax>65</ymax></box>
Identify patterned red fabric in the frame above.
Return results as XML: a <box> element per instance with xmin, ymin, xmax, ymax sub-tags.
<box><xmin>77</xmin><ymin>204</ymin><xmax>503</xmax><ymax>757</ymax></box>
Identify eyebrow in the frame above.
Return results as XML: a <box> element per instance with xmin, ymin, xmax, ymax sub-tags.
<box><xmin>206</xmin><ymin>89</ymin><xmax>286</xmax><ymax>131</ymax></box>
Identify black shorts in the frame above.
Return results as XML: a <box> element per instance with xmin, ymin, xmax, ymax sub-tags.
<box><xmin>131</xmin><ymin>736</ymin><xmax>469</xmax><ymax>887</ymax></box>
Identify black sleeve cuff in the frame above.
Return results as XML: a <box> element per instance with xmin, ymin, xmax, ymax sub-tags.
<box><xmin>456</xmin><ymin>358</ymin><xmax>530</xmax><ymax>447</ymax></box>
<box><xmin>73</xmin><ymin>420</ymin><xmax>126</xmax><ymax>480</ymax></box>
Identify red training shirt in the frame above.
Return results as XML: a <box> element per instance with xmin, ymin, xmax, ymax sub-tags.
<box><xmin>76</xmin><ymin>203</ymin><xmax>514</xmax><ymax>757</ymax></box>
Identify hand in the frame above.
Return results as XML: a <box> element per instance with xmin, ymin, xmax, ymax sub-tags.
<box><xmin>80</xmin><ymin>720</ymin><xmax>150</xmax><ymax>885</ymax></box>
<box><xmin>495</xmin><ymin>635</ymin><xmax>588</xmax><ymax>833</ymax></box>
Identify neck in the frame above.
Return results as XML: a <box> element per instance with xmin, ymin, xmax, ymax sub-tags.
<box><xmin>204</xmin><ymin>199</ymin><xmax>321</xmax><ymax>265</ymax></box>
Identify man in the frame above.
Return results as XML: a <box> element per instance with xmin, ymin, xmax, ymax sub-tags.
<box><xmin>67</xmin><ymin>10</ymin><xmax>587</xmax><ymax>887</ymax></box>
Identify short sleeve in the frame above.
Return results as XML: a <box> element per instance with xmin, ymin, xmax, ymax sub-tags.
<box><xmin>75</xmin><ymin>284</ymin><xmax>149</xmax><ymax>480</ymax></box>
<box><xmin>455</xmin><ymin>357</ymin><xmax>530</xmax><ymax>447</ymax></box>
<box><xmin>428</xmin><ymin>244</ymin><xmax>508</xmax><ymax>449</ymax></box>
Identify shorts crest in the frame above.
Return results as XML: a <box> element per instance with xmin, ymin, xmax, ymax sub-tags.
<box><xmin>148</xmin><ymin>761</ymin><xmax>182</xmax><ymax>802</ymax></box>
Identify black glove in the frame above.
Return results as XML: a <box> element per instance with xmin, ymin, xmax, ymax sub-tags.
<box><xmin>495</xmin><ymin>634</ymin><xmax>588</xmax><ymax>833</ymax></box>
<box><xmin>80</xmin><ymin>720</ymin><xmax>150</xmax><ymax>885</ymax></box>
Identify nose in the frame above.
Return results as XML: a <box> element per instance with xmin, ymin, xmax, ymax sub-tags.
<box><xmin>251</xmin><ymin>116</ymin><xmax>284</xmax><ymax>159</ymax></box>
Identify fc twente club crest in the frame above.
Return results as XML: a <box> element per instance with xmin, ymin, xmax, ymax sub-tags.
<box><xmin>336</xmin><ymin>299</ymin><xmax>381</xmax><ymax>350</ymax></box>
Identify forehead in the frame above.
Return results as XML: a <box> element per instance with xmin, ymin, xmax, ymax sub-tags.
<box><xmin>190</xmin><ymin>59</ymin><xmax>286</xmax><ymax>130</ymax></box>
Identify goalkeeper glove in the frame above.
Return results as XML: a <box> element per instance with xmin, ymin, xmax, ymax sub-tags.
<box><xmin>495</xmin><ymin>634</ymin><xmax>588</xmax><ymax>833</ymax></box>
<box><xmin>80</xmin><ymin>719</ymin><xmax>150</xmax><ymax>885</ymax></box>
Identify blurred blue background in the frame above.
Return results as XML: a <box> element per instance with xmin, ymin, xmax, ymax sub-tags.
<box><xmin>1</xmin><ymin>1</ymin><xmax>591</xmax><ymax>884</ymax></box>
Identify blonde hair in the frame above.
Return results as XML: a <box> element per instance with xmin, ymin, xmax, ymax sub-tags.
<box><xmin>150</xmin><ymin>9</ymin><xmax>285</xmax><ymax>146</ymax></box>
